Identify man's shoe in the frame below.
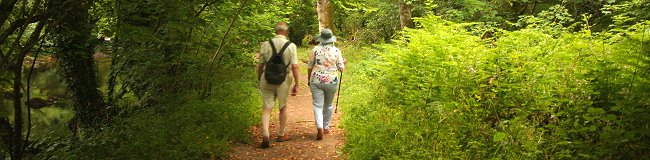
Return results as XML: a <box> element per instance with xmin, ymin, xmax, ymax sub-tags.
<box><xmin>324</xmin><ymin>129</ymin><xmax>330</xmax><ymax>134</ymax></box>
<box><xmin>275</xmin><ymin>135</ymin><xmax>291</xmax><ymax>142</ymax></box>
<box><xmin>316</xmin><ymin>129</ymin><xmax>324</xmax><ymax>140</ymax></box>
<box><xmin>260</xmin><ymin>137</ymin><xmax>270</xmax><ymax>148</ymax></box>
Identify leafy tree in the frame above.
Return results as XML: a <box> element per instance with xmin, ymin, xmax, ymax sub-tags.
<box><xmin>337</xmin><ymin>0</ymin><xmax>400</xmax><ymax>44</ymax></box>
<box><xmin>1</xmin><ymin>0</ymin><xmax>50</xmax><ymax>158</ymax></box>
<box><xmin>287</xmin><ymin>0</ymin><xmax>318</xmax><ymax>46</ymax></box>
<box><xmin>50</xmin><ymin>0</ymin><xmax>106</xmax><ymax>131</ymax></box>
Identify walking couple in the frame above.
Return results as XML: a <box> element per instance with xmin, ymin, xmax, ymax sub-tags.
<box><xmin>256</xmin><ymin>22</ymin><xmax>346</xmax><ymax>148</ymax></box>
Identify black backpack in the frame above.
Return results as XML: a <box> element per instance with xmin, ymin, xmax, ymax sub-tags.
<box><xmin>264</xmin><ymin>40</ymin><xmax>292</xmax><ymax>84</ymax></box>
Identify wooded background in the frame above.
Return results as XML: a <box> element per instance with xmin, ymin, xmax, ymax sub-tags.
<box><xmin>1</xmin><ymin>0</ymin><xmax>648</xmax><ymax>159</ymax></box>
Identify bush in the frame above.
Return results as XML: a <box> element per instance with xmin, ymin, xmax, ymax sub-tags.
<box><xmin>341</xmin><ymin>16</ymin><xmax>650</xmax><ymax>159</ymax></box>
<box><xmin>29</xmin><ymin>66</ymin><xmax>260</xmax><ymax>159</ymax></box>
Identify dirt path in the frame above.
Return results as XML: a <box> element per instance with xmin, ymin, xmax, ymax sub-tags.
<box><xmin>227</xmin><ymin>72</ymin><xmax>345</xmax><ymax>160</ymax></box>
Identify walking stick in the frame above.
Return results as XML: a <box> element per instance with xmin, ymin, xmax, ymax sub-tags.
<box><xmin>335</xmin><ymin>72</ymin><xmax>343</xmax><ymax>113</ymax></box>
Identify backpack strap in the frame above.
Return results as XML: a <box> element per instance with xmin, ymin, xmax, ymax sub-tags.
<box><xmin>278</xmin><ymin>42</ymin><xmax>292</xmax><ymax>69</ymax></box>
<box><xmin>266</xmin><ymin>40</ymin><xmax>293</xmax><ymax>70</ymax></box>
<box><xmin>269</xmin><ymin>40</ymin><xmax>292</xmax><ymax>55</ymax></box>
<box><xmin>278</xmin><ymin>42</ymin><xmax>292</xmax><ymax>55</ymax></box>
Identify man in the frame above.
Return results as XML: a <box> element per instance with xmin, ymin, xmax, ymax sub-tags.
<box><xmin>257</xmin><ymin>22</ymin><xmax>300</xmax><ymax>148</ymax></box>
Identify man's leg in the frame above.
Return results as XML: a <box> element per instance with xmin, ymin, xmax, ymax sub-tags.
<box><xmin>278</xmin><ymin>105</ymin><xmax>288</xmax><ymax>136</ymax></box>
<box><xmin>276</xmin><ymin>82</ymin><xmax>291</xmax><ymax>138</ymax></box>
<box><xmin>259</xmin><ymin>87</ymin><xmax>276</xmax><ymax>148</ymax></box>
<box><xmin>262</xmin><ymin>107</ymin><xmax>273</xmax><ymax>138</ymax></box>
<box><xmin>260</xmin><ymin>107</ymin><xmax>272</xmax><ymax>148</ymax></box>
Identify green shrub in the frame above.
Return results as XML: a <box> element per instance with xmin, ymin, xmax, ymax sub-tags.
<box><xmin>338</xmin><ymin>0</ymin><xmax>401</xmax><ymax>44</ymax></box>
<box><xmin>29</xmin><ymin>66</ymin><xmax>260</xmax><ymax>159</ymax></box>
<box><xmin>341</xmin><ymin>16</ymin><xmax>650</xmax><ymax>159</ymax></box>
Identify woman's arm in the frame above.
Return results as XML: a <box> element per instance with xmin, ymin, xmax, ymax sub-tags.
<box><xmin>307</xmin><ymin>48</ymin><xmax>317</xmax><ymax>85</ymax></box>
<box><xmin>336</xmin><ymin>48</ymin><xmax>345</xmax><ymax>72</ymax></box>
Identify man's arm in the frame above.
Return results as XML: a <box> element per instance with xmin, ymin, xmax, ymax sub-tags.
<box><xmin>292</xmin><ymin>64</ymin><xmax>300</xmax><ymax>84</ymax></box>
<box><xmin>289</xmin><ymin>44</ymin><xmax>300</xmax><ymax>96</ymax></box>
<box><xmin>291</xmin><ymin>64</ymin><xmax>300</xmax><ymax>96</ymax></box>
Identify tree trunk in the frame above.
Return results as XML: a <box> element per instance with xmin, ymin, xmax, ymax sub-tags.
<box><xmin>399</xmin><ymin>0</ymin><xmax>414</xmax><ymax>29</ymax></box>
<box><xmin>316</xmin><ymin>0</ymin><xmax>335</xmax><ymax>32</ymax></box>
<box><xmin>51</xmin><ymin>0</ymin><xmax>105</xmax><ymax>130</ymax></box>
<box><xmin>10</xmin><ymin>46</ymin><xmax>24</xmax><ymax>160</ymax></box>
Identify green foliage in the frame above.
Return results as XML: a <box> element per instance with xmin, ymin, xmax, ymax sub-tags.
<box><xmin>51</xmin><ymin>0</ymin><xmax>107</xmax><ymax>128</ymax></box>
<box><xmin>286</xmin><ymin>0</ymin><xmax>319</xmax><ymax>46</ymax></box>
<box><xmin>30</xmin><ymin>66</ymin><xmax>260</xmax><ymax>159</ymax></box>
<box><xmin>418</xmin><ymin>0</ymin><xmax>640</xmax><ymax>32</ymax></box>
<box><xmin>45</xmin><ymin>0</ymin><xmax>273</xmax><ymax>158</ymax></box>
<box><xmin>602</xmin><ymin>0</ymin><xmax>650</xmax><ymax>28</ymax></box>
<box><xmin>106</xmin><ymin>0</ymin><xmax>281</xmax><ymax>108</ymax></box>
<box><xmin>433</xmin><ymin>0</ymin><xmax>501</xmax><ymax>22</ymax></box>
<box><xmin>8</xmin><ymin>0</ymin><xmax>277</xmax><ymax>158</ymax></box>
<box><xmin>516</xmin><ymin>5</ymin><xmax>575</xmax><ymax>28</ymax></box>
<box><xmin>338</xmin><ymin>0</ymin><xmax>401</xmax><ymax>44</ymax></box>
<box><xmin>341</xmin><ymin>16</ymin><xmax>650</xmax><ymax>159</ymax></box>
<box><xmin>3</xmin><ymin>0</ymin><xmax>647</xmax><ymax>159</ymax></box>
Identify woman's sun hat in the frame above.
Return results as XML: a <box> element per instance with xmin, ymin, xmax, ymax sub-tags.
<box><xmin>316</xmin><ymin>29</ymin><xmax>336</xmax><ymax>44</ymax></box>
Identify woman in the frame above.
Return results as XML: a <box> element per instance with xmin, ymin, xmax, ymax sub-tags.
<box><xmin>307</xmin><ymin>29</ymin><xmax>345</xmax><ymax>140</ymax></box>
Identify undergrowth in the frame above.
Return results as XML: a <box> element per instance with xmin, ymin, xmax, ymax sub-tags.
<box><xmin>29</xmin><ymin>66</ymin><xmax>260</xmax><ymax>159</ymax></box>
<box><xmin>340</xmin><ymin>16</ymin><xmax>650</xmax><ymax>159</ymax></box>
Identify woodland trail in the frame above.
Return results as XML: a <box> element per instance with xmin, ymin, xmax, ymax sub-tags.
<box><xmin>227</xmin><ymin>71</ymin><xmax>346</xmax><ymax>160</ymax></box>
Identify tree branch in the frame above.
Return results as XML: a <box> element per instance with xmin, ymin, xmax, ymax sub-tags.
<box><xmin>0</xmin><ymin>0</ymin><xmax>47</xmax><ymax>62</ymax></box>
<box><xmin>6</xmin><ymin>20</ymin><xmax>30</xmax><ymax>70</ymax></box>
<box><xmin>10</xmin><ymin>17</ymin><xmax>46</xmax><ymax>160</ymax></box>
<box><xmin>0</xmin><ymin>14</ymin><xmax>47</xmax><ymax>45</ymax></box>
<box><xmin>195</xmin><ymin>0</ymin><xmax>220</xmax><ymax>17</ymax></box>
<box><xmin>208</xmin><ymin>1</ymin><xmax>245</xmax><ymax>66</ymax></box>
<box><xmin>0</xmin><ymin>0</ymin><xmax>20</xmax><ymax>29</ymax></box>
<box><xmin>22</xmin><ymin>32</ymin><xmax>48</xmax><ymax>155</ymax></box>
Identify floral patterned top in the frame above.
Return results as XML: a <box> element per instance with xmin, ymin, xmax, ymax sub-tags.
<box><xmin>308</xmin><ymin>44</ymin><xmax>345</xmax><ymax>84</ymax></box>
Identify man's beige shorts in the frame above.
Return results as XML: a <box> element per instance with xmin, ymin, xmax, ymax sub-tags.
<box><xmin>259</xmin><ymin>78</ymin><xmax>292</xmax><ymax>109</ymax></box>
